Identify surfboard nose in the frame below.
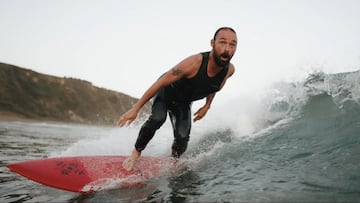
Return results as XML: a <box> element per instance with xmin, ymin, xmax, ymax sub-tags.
<box><xmin>6</xmin><ymin>156</ymin><xmax>172</xmax><ymax>193</ymax></box>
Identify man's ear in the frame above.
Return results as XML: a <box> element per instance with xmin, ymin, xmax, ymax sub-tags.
<box><xmin>210</xmin><ymin>39</ymin><xmax>215</xmax><ymax>48</ymax></box>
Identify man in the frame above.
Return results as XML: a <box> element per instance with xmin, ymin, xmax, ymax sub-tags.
<box><xmin>118</xmin><ymin>27</ymin><xmax>237</xmax><ymax>171</ymax></box>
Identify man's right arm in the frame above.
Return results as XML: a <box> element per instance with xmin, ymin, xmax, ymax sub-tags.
<box><xmin>117</xmin><ymin>53</ymin><xmax>202</xmax><ymax>126</ymax></box>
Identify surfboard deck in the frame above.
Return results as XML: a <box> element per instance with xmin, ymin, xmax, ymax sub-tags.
<box><xmin>7</xmin><ymin>156</ymin><xmax>172</xmax><ymax>193</ymax></box>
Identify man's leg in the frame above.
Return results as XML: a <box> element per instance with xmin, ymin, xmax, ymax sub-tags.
<box><xmin>169</xmin><ymin>103</ymin><xmax>192</xmax><ymax>158</ymax></box>
<box><xmin>123</xmin><ymin>89</ymin><xmax>168</xmax><ymax>171</ymax></box>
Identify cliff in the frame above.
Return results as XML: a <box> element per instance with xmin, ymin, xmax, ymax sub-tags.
<box><xmin>0</xmin><ymin>62</ymin><xmax>149</xmax><ymax>125</ymax></box>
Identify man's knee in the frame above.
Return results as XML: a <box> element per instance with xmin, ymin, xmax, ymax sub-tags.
<box><xmin>144</xmin><ymin>114</ymin><xmax>166</xmax><ymax>130</ymax></box>
<box><xmin>135</xmin><ymin>114</ymin><xmax>167</xmax><ymax>152</ymax></box>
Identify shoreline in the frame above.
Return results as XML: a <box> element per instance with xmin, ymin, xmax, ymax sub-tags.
<box><xmin>0</xmin><ymin>111</ymin><xmax>118</xmax><ymax>127</ymax></box>
<box><xmin>0</xmin><ymin>111</ymin><xmax>80</xmax><ymax>125</ymax></box>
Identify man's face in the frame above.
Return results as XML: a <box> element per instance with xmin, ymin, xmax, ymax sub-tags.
<box><xmin>212</xmin><ymin>29</ymin><xmax>237</xmax><ymax>67</ymax></box>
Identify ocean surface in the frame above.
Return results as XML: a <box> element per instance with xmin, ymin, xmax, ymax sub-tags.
<box><xmin>1</xmin><ymin>70</ymin><xmax>360</xmax><ymax>202</ymax></box>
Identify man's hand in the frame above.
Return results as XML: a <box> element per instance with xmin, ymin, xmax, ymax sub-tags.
<box><xmin>193</xmin><ymin>105</ymin><xmax>210</xmax><ymax>122</ymax></box>
<box><xmin>117</xmin><ymin>109</ymin><xmax>138</xmax><ymax>127</ymax></box>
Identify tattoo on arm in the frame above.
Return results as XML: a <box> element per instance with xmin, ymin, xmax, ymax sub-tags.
<box><xmin>172</xmin><ymin>67</ymin><xmax>181</xmax><ymax>76</ymax></box>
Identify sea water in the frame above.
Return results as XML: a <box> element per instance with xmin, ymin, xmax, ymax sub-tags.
<box><xmin>1</xmin><ymin>70</ymin><xmax>360</xmax><ymax>202</ymax></box>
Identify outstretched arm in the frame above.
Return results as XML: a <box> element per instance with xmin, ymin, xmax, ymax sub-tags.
<box><xmin>117</xmin><ymin>54</ymin><xmax>202</xmax><ymax>126</ymax></box>
<box><xmin>117</xmin><ymin>80</ymin><xmax>163</xmax><ymax>126</ymax></box>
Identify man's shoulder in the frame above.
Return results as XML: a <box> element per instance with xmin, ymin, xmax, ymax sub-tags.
<box><xmin>186</xmin><ymin>53</ymin><xmax>203</xmax><ymax>63</ymax></box>
<box><xmin>181</xmin><ymin>53</ymin><xmax>204</xmax><ymax>68</ymax></box>
<box><xmin>177</xmin><ymin>53</ymin><xmax>204</xmax><ymax>78</ymax></box>
<box><xmin>227</xmin><ymin>63</ymin><xmax>235</xmax><ymax>77</ymax></box>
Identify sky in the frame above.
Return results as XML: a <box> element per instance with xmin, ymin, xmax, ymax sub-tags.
<box><xmin>1</xmin><ymin>0</ymin><xmax>360</xmax><ymax>105</ymax></box>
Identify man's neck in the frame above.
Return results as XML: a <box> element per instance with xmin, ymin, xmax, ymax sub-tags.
<box><xmin>208</xmin><ymin>52</ymin><xmax>225</xmax><ymax>77</ymax></box>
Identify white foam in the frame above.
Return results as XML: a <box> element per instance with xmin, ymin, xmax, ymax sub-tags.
<box><xmin>81</xmin><ymin>175</ymin><xmax>145</xmax><ymax>193</ymax></box>
<box><xmin>52</xmin><ymin>122</ymin><xmax>175</xmax><ymax>157</ymax></box>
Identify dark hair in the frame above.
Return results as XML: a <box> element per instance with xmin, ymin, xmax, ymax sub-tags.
<box><xmin>213</xmin><ymin>27</ymin><xmax>236</xmax><ymax>40</ymax></box>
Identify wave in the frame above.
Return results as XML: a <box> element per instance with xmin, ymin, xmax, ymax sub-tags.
<box><xmin>183</xmin><ymin>70</ymin><xmax>360</xmax><ymax>194</ymax></box>
<box><xmin>189</xmin><ymin>69</ymin><xmax>360</xmax><ymax>155</ymax></box>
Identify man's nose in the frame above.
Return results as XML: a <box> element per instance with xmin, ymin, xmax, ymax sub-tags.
<box><xmin>224</xmin><ymin>44</ymin><xmax>230</xmax><ymax>51</ymax></box>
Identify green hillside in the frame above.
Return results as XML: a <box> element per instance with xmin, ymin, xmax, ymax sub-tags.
<box><xmin>0</xmin><ymin>62</ymin><xmax>148</xmax><ymax>125</ymax></box>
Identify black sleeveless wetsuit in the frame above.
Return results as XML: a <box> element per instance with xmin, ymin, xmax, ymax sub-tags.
<box><xmin>165</xmin><ymin>52</ymin><xmax>229</xmax><ymax>103</ymax></box>
<box><xmin>134</xmin><ymin>52</ymin><xmax>229</xmax><ymax>157</ymax></box>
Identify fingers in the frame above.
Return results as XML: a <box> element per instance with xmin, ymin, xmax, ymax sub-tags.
<box><xmin>117</xmin><ymin>115</ymin><xmax>134</xmax><ymax>127</ymax></box>
<box><xmin>117</xmin><ymin>109</ymin><xmax>138</xmax><ymax>127</ymax></box>
<box><xmin>118</xmin><ymin>118</ymin><xmax>133</xmax><ymax>127</ymax></box>
<box><xmin>193</xmin><ymin>107</ymin><xmax>208</xmax><ymax>122</ymax></box>
<box><xmin>117</xmin><ymin>117</ymin><xmax>125</xmax><ymax>126</ymax></box>
<box><xmin>193</xmin><ymin>112</ymin><xmax>203</xmax><ymax>122</ymax></box>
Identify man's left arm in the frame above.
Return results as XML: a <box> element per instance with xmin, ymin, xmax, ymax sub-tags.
<box><xmin>193</xmin><ymin>64</ymin><xmax>235</xmax><ymax>122</ymax></box>
<box><xmin>193</xmin><ymin>93</ymin><xmax>215</xmax><ymax>122</ymax></box>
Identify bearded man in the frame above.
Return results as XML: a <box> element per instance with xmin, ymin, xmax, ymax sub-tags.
<box><xmin>118</xmin><ymin>27</ymin><xmax>237</xmax><ymax>171</ymax></box>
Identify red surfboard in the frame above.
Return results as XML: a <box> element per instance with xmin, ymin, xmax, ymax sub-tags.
<box><xmin>7</xmin><ymin>156</ymin><xmax>172</xmax><ymax>193</ymax></box>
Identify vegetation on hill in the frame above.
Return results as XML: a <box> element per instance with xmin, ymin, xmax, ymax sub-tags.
<box><xmin>0</xmin><ymin>62</ymin><xmax>149</xmax><ymax>125</ymax></box>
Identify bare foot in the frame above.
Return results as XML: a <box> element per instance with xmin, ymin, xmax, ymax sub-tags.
<box><xmin>122</xmin><ymin>149</ymin><xmax>141</xmax><ymax>171</ymax></box>
<box><xmin>170</xmin><ymin>157</ymin><xmax>179</xmax><ymax>168</ymax></box>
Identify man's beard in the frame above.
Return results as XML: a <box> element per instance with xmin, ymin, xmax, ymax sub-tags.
<box><xmin>213</xmin><ymin>50</ymin><xmax>232</xmax><ymax>67</ymax></box>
